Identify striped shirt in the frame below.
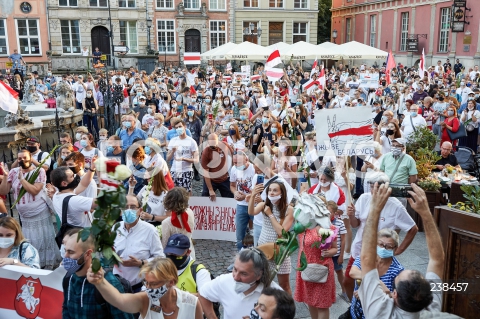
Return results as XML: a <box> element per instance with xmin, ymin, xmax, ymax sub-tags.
<box><xmin>332</xmin><ymin>218</ymin><xmax>347</xmax><ymax>257</ymax></box>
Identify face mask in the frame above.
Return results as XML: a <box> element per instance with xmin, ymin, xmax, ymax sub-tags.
<box><xmin>187</xmin><ymin>110</ymin><xmax>194</xmax><ymax>117</ymax></box>
<box><xmin>267</xmin><ymin>89</ymin><xmax>271</xmax><ymax>94</ymax></box>
<box><xmin>59</xmin><ymin>174</ymin><xmax>81</xmax><ymax>191</ymax></box>
<box><xmin>467</xmin><ymin>83</ymin><xmax>472</xmax><ymax>87</ymax></box>
<box><xmin>0</xmin><ymin>237</ymin><xmax>15</xmax><ymax>248</ymax></box>
<box><xmin>166</xmin><ymin>254</ymin><xmax>189</xmax><ymax>269</ymax></box>
<box><xmin>218</xmin><ymin>112</ymin><xmax>225</xmax><ymax>117</ymax></box>
<box><xmin>144</xmin><ymin>146</ymin><xmax>152</xmax><ymax>155</ymax></box>
<box><xmin>392</xmin><ymin>80</ymin><xmax>397</xmax><ymax>84</ymax></box>
<box><xmin>234</xmin><ymin>280</ymin><xmax>256</xmax><ymax>294</ymax></box>
<box><xmin>248</xmin><ymin>308</ymin><xmax>262</xmax><ymax>319</ymax></box>
<box><xmin>80</xmin><ymin>140</ymin><xmax>88</xmax><ymax>148</ymax></box>
<box><xmin>262</xmin><ymin>117</ymin><xmax>269</xmax><ymax>124</ymax></box>
<box><xmin>176</xmin><ymin>127</ymin><xmax>184</xmax><ymax>135</ymax></box>
<box><xmin>377</xmin><ymin>246</ymin><xmax>394</xmax><ymax>258</ymax></box>
<box><xmin>271</xmin><ymin>128</ymin><xmax>278</xmax><ymax>134</ymax></box>
<box><xmin>228</xmin><ymin>129</ymin><xmax>237</xmax><ymax>136</ymax></box>
<box><xmin>319</xmin><ymin>181</ymin><xmax>331</xmax><ymax>187</ymax></box>
<box><xmin>236</xmin><ymin>164</ymin><xmax>245</xmax><ymax>171</ymax></box>
<box><xmin>476</xmin><ymin>94</ymin><xmax>480</xmax><ymax>99</ymax></box>
<box><xmin>62</xmin><ymin>252</ymin><xmax>86</xmax><ymax>273</ymax></box>
<box><xmin>410</xmin><ymin>111</ymin><xmax>417</xmax><ymax>117</ymax></box>
<box><xmin>296</xmin><ymin>109</ymin><xmax>301</xmax><ymax>114</ymax></box>
<box><xmin>391</xmin><ymin>147</ymin><xmax>403</xmax><ymax>156</ymax></box>
<box><xmin>151</xmin><ymin>85</ymin><xmax>156</xmax><ymax>90</ymax></box>
<box><xmin>447</xmin><ymin>110</ymin><xmax>454</xmax><ymax>116</ymax></box>
<box><xmin>268</xmin><ymin>194</ymin><xmax>282</xmax><ymax>203</ymax></box>
<box><xmin>99</xmin><ymin>136</ymin><xmax>107</xmax><ymax>141</ymax></box>
<box><xmin>381</xmin><ymin>116</ymin><xmax>388</xmax><ymax>123</ymax></box>
<box><xmin>278</xmin><ymin>145</ymin><xmax>287</xmax><ymax>153</ymax></box>
<box><xmin>147</xmin><ymin>108</ymin><xmax>153</xmax><ymax>114</ymax></box>
<box><xmin>276</xmin><ymin>103</ymin><xmax>281</xmax><ymax>109</ymax></box>
<box><xmin>86</xmin><ymin>94</ymin><xmax>92</xmax><ymax>98</ymax></box>
<box><xmin>137</xmin><ymin>92</ymin><xmax>142</xmax><ymax>97</ymax></box>
<box><xmin>123</xmin><ymin>121</ymin><xmax>132</xmax><ymax>129</ymax></box>
<box><xmin>177</xmin><ymin>106</ymin><xmax>184</xmax><ymax>112</ymax></box>
<box><xmin>224</xmin><ymin>101</ymin><xmax>230</xmax><ymax>105</ymax></box>
<box><xmin>61</xmin><ymin>155</ymin><xmax>67</xmax><ymax>160</ymax></box>
<box><xmin>26</xmin><ymin>145</ymin><xmax>38</xmax><ymax>153</ymax></box>
<box><xmin>122</xmin><ymin>209</ymin><xmax>138</xmax><ymax>224</ymax></box>
<box><xmin>171</xmin><ymin>103</ymin><xmax>177</xmax><ymax>108</ymax></box>
<box><xmin>240</xmin><ymin>115</ymin><xmax>247</xmax><ymax>121</ymax></box>
<box><xmin>48</xmin><ymin>73</ymin><xmax>52</xmax><ymax>76</ymax></box>
<box><xmin>296</xmin><ymin>101</ymin><xmax>301</xmax><ymax>106</ymax></box>
<box><xmin>107</xmin><ymin>146</ymin><xmax>114</xmax><ymax>153</ymax></box>
<box><xmin>205</xmin><ymin>99</ymin><xmax>211</xmax><ymax>103</ymax></box>
<box><xmin>386</xmin><ymin>129</ymin><xmax>394</xmax><ymax>136</ymax></box>
<box><xmin>146</xmin><ymin>285</ymin><xmax>168</xmax><ymax>302</ymax></box>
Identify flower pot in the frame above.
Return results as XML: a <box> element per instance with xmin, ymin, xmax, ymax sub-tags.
<box><xmin>434</xmin><ymin>206</ymin><xmax>480</xmax><ymax>318</ymax></box>
<box><xmin>406</xmin><ymin>190</ymin><xmax>443</xmax><ymax>232</ymax></box>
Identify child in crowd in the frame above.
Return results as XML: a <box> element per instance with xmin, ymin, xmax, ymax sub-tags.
<box><xmin>97</xmin><ymin>128</ymin><xmax>109</xmax><ymax>155</ymax></box>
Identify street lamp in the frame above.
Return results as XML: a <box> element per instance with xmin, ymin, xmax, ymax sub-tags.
<box><xmin>147</xmin><ymin>18</ymin><xmax>153</xmax><ymax>51</ymax></box>
<box><xmin>243</xmin><ymin>23</ymin><xmax>262</xmax><ymax>43</ymax></box>
<box><xmin>332</xmin><ymin>29</ymin><xmax>338</xmax><ymax>44</ymax></box>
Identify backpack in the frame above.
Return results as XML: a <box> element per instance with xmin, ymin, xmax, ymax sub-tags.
<box><xmin>190</xmin><ymin>263</ymin><xmax>220</xmax><ymax>318</ymax></box>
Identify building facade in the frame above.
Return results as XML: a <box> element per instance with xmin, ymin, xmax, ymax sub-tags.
<box><xmin>331</xmin><ymin>0</ymin><xmax>480</xmax><ymax>68</ymax></box>
<box><xmin>0</xmin><ymin>0</ymin><xmax>50</xmax><ymax>72</ymax></box>
<box><xmin>234</xmin><ymin>0</ymin><xmax>318</xmax><ymax>46</ymax></box>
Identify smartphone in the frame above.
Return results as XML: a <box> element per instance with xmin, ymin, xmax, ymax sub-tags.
<box><xmin>262</xmin><ymin>106</ymin><xmax>268</xmax><ymax>111</ymax></box>
<box><xmin>389</xmin><ymin>183</ymin><xmax>413</xmax><ymax>198</ymax></box>
<box><xmin>256</xmin><ymin>174</ymin><xmax>265</xmax><ymax>185</ymax></box>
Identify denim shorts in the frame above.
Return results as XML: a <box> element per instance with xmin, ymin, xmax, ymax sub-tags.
<box><xmin>332</xmin><ymin>255</ymin><xmax>343</xmax><ymax>271</ymax></box>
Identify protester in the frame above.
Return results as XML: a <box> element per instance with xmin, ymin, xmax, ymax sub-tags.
<box><xmin>380</xmin><ymin>138</ymin><xmax>418</xmax><ymax>184</ymax></box>
<box><xmin>242</xmin><ymin>287</ymin><xmax>296</xmax><ymax>319</ymax></box>
<box><xmin>11</xmin><ymin>137</ymin><xmax>51</xmax><ymax>171</ymax></box>
<box><xmin>0</xmin><ymin>216</ymin><xmax>40</xmax><ymax>268</ymax></box>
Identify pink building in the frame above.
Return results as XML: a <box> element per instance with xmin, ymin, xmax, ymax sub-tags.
<box><xmin>331</xmin><ymin>0</ymin><xmax>480</xmax><ymax>68</ymax></box>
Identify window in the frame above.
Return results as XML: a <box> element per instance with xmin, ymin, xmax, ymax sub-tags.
<box><xmin>120</xmin><ymin>21</ymin><xmax>138</xmax><ymax>54</ymax></box>
<box><xmin>156</xmin><ymin>0</ymin><xmax>173</xmax><ymax>8</ymax></box>
<box><xmin>118</xmin><ymin>0</ymin><xmax>135</xmax><ymax>7</ymax></box>
<box><xmin>345</xmin><ymin>18</ymin><xmax>352</xmax><ymax>42</ymax></box>
<box><xmin>0</xmin><ymin>20</ymin><xmax>7</xmax><ymax>56</ymax></box>
<box><xmin>59</xmin><ymin>0</ymin><xmax>78</xmax><ymax>6</ymax></box>
<box><xmin>399</xmin><ymin>12</ymin><xmax>409</xmax><ymax>51</ymax></box>
<box><xmin>60</xmin><ymin>20</ymin><xmax>81</xmax><ymax>54</ymax></box>
<box><xmin>89</xmin><ymin>0</ymin><xmax>107</xmax><ymax>6</ymax></box>
<box><xmin>210</xmin><ymin>0</ymin><xmax>226</xmax><ymax>10</ymax></box>
<box><xmin>269</xmin><ymin>0</ymin><xmax>283</xmax><ymax>8</ymax></box>
<box><xmin>438</xmin><ymin>7</ymin><xmax>450</xmax><ymax>53</ymax></box>
<box><xmin>269</xmin><ymin>22</ymin><xmax>283</xmax><ymax>45</ymax></box>
<box><xmin>294</xmin><ymin>0</ymin><xmax>307</xmax><ymax>9</ymax></box>
<box><xmin>157</xmin><ymin>20</ymin><xmax>175</xmax><ymax>53</ymax></box>
<box><xmin>16</xmin><ymin>19</ymin><xmax>40</xmax><ymax>55</ymax></box>
<box><xmin>243</xmin><ymin>21</ymin><xmax>259</xmax><ymax>44</ymax></box>
<box><xmin>293</xmin><ymin>22</ymin><xmax>307</xmax><ymax>43</ymax></box>
<box><xmin>369</xmin><ymin>15</ymin><xmax>376</xmax><ymax>47</ymax></box>
<box><xmin>184</xmin><ymin>0</ymin><xmax>200</xmax><ymax>9</ymax></box>
<box><xmin>243</xmin><ymin>0</ymin><xmax>258</xmax><ymax>7</ymax></box>
<box><xmin>210</xmin><ymin>21</ymin><xmax>226</xmax><ymax>49</ymax></box>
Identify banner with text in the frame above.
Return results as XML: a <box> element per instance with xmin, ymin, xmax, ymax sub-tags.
<box><xmin>0</xmin><ymin>266</ymin><xmax>66</xmax><ymax>319</ymax></box>
<box><xmin>359</xmin><ymin>72</ymin><xmax>380</xmax><ymax>88</ymax></box>
<box><xmin>314</xmin><ymin>106</ymin><xmax>375</xmax><ymax>156</ymax></box>
<box><xmin>189</xmin><ymin>196</ymin><xmax>236</xmax><ymax>242</ymax></box>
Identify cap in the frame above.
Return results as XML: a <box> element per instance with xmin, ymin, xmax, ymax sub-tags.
<box><xmin>32</xmin><ymin>71</ymin><xmax>38</xmax><ymax>75</ymax></box>
<box><xmin>139</xmin><ymin>96</ymin><xmax>146</xmax><ymax>100</ymax></box>
<box><xmin>27</xmin><ymin>136</ymin><xmax>40</xmax><ymax>144</ymax></box>
<box><xmin>373</xmin><ymin>100</ymin><xmax>380</xmax><ymax>105</ymax></box>
<box><xmin>473</xmin><ymin>88</ymin><xmax>480</xmax><ymax>93</ymax></box>
<box><xmin>468</xmin><ymin>91</ymin><xmax>475</xmax><ymax>95</ymax></box>
<box><xmin>393</xmin><ymin>138</ymin><xmax>407</xmax><ymax>146</ymax></box>
<box><xmin>164</xmin><ymin>234</ymin><xmax>190</xmax><ymax>255</ymax></box>
<box><xmin>187</xmin><ymin>105</ymin><xmax>195</xmax><ymax>110</ymax></box>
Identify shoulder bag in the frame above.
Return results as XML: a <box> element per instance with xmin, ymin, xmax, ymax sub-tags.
<box><xmin>447</xmin><ymin>119</ymin><xmax>467</xmax><ymax>140</ymax></box>
<box><xmin>300</xmin><ymin>232</ymin><xmax>329</xmax><ymax>283</ymax></box>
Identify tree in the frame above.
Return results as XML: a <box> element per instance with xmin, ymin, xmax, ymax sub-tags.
<box><xmin>317</xmin><ymin>0</ymin><xmax>332</xmax><ymax>44</ymax></box>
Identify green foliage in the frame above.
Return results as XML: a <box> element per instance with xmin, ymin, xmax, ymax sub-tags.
<box><xmin>317</xmin><ymin>0</ymin><xmax>332</xmax><ymax>43</ymax></box>
<box><xmin>461</xmin><ymin>185</ymin><xmax>480</xmax><ymax>214</ymax></box>
<box><xmin>406</xmin><ymin>126</ymin><xmax>439</xmax><ymax>153</ymax></box>
<box><xmin>271</xmin><ymin>229</ymin><xmax>300</xmax><ymax>282</ymax></box>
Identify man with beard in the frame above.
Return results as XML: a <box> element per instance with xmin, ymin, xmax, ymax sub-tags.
<box><xmin>11</xmin><ymin>137</ymin><xmax>50</xmax><ymax>171</ymax></box>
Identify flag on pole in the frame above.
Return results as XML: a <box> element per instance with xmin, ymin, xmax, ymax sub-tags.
<box><xmin>184</xmin><ymin>52</ymin><xmax>201</xmax><ymax>65</ymax></box>
<box><xmin>419</xmin><ymin>48</ymin><xmax>427</xmax><ymax>78</ymax></box>
<box><xmin>223</xmin><ymin>75</ymin><xmax>232</xmax><ymax>82</ymax></box>
<box><xmin>385</xmin><ymin>50</ymin><xmax>396</xmax><ymax>85</ymax></box>
<box><xmin>302</xmin><ymin>78</ymin><xmax>320</xmax><ymax>94</ymax></box>
<box><xmin>0</xmin><ymin>81</ymin><xmax>18</xmax><ymax>114</ymax></box>
<box><xmin>251</xmin><ymin>74</ymin><xmax>261</xmax><ymax>81</ymax></box>
<box><xmin>189</xmin><ymin>85</ymin><xmax>197</xmax><ymax>96</ymax></box>
<box><xmin>265</xmin><ymin>50</ymin><xmax>282</xmax><ymax>68</ymax></box>
<box><xmin>318</xmin><ymin>66</ymin><xmax>325</xmax><ymax>89</ymax></box>
<box><xmin>310</xmin><ymin>57</ymin><xmax>318</xmax><ymax>78</ymax></box>
<box><xmin>265</xmin><ymin>67</ymin><xmax>284</xmax><ymax>82</ymax></box>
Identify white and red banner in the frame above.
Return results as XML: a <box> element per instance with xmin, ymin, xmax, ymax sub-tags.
<box><xmin>189</xmin><ymin>196</ymin><xmax>236</xmax><ymax>242</ymax></box>
<box><xmin>318</xmin><ymin>67</ymin><xmax>325</xmax><ymax>89</ymax></box>
<box><xmin>0</xmin><ymin>265</ymin><xmax>66</xmax><ymax>319</ymax></box>
<box><xmin>315</xmin><ymin>106</ymin><xmax>375</xmax><ymax>156</ymax></box>
<box><xmin>265</xmin><ymin>50</ymin><xmax>282</xmax><ymax>68</ymax></box>
<box><xmin>0</xmin><ymin>81</ymin><xmax>19</xmax><ymax>113</ymax></box>
<box><xmin>302</xmin><ymin>78</ymin><xmax>320</xmax><ymax>94</ymax></box>
<box><xmin>250</xmin><ymin>74</ymin><xmax>261</xmax><ymax>81</ymax></box>
<box><xmin>385</xmin><ymin>50</ymin><xmax>396</xmax><ymax>85</ymax></box>
<box><xmin>265</xmin><ymin>67</ymin><xmax>283</xmax><ymax>82</ymax></box>
<box><xmin>184</xmin><ymin>52</ymin><xmax>201</xmax><ymax>65</ymax></box>
<box><xmin>310</xmin><ymin>58</ymin><xmax>318</xmax><ymax>78</ymax></box>
<box><xmin>419</xmin><ymin>48</ymin><xmax>427</xmax><ymax>78</ymax></box>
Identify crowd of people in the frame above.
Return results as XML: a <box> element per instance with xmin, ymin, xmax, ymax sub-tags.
<box><xmin>0</xmin><ymin>57</ymin><xmax>474</xmax><ymax>319</ymax></box>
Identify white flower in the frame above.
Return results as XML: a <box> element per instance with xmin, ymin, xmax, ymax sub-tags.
<box><xmin>96</xmin><ymin>157</ymin><xmax>107</xmax><ymax>173</ymax></box>
<box><xmin>294</xmin><ymin>208</ymin><xmax>316</xmax><ymax>229</ymax></box>
<box><xmin>113</xmin><ymin>165</ymin><xmax>132</xmax><ymax>181</ymax></box>
<box><xmin>329</xmin><ymin>230</ymin><xmax>334</xmax><ymax>237</ymax></box>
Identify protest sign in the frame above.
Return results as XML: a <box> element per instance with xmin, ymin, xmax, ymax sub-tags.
<box><xmin>359</xmin><ymin>72</ymin><xmax>380</xmax><ymax>88</ymax></box>
<box><xmin>0</xmin><ymin>265</ymin><xmax>66</xmax><ymax>319</ymax></box>
<box><xmin>233</xmin><ymin>72</ymin><xmax>250</xmax><ymax>85</ymax></box>
<box><xmin>241</xmin><ymin>65</ymin><xmax>251</xmax><ymax>74</ymax></box>
<box><xmin>189</xmin><ymin>196</ymin><xmax>236</xmax><ymax>242</ymax></box>
<box><xmin>314</xmin><ymin>106</ymin><xmax>375</xmax><ymax>156</ymax></box>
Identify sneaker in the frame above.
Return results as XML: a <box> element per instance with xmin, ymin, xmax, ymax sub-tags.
<box><xmin>343</xmin><ymin>252</ymin><xmax>351</xmax><ymax>260</ymax></box>
<box><xmin>339</xmin><ymin>292</ymin><xmax>350</xmax><ymax>303</ymax></box>
<box><xmin>227</xmin><ymin>263</ymin><xmax>234</xmax><ymax>272</ymax></box>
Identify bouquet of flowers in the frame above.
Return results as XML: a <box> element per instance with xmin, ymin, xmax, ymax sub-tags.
<box><xmin>314</xmin><ymin>226</ymin><xmax>338</xmax><ymax>250</ymax></box>
<box><xmin>80</xmin><ymin>158</ymin><xmax>131</xmax><ymax>272</ymax></box>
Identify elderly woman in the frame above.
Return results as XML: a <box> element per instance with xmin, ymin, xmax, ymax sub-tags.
<box><xmin>0</xmin><ymin>216</ymin><xmax>40</xmax><ymax>268</ymax></box>
<box><xmin>161</xmin><ymin>188</ymin><xmax>196</xmax><ymax>259</ymax></box>
<box><xmin>113</xmin><ymin>195</ymin><xmax>165</xmax><ymax>292</ymax></box>
<box><xmin>87</xmin><ymin>257</ymin><xmax>203</xmax><ymax>319</ymax></box>
<box><xmin>459</xmin><ymin>100</ymin><xmax>480</xmax><ymax>153</ymax></box>
<box><xmin>347</xmin><ymin>228</ymin><xmax>405</xmax><ymax>319</ymax></box>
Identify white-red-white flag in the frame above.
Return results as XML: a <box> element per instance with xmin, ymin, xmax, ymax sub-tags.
<box><xmin>310</xmin><ymin>58</ymin><xmax>318</xmax><ymax>78</ymax></box>
<box><xmin>318</xmin><ymin>66</ymin><xmax>325</xmax><ymax>89</ymax></box>
<box><xmin>184</xmin><ymin>52</ymin><xmax>201</xmax><ymax>65</ymax></box>
<box><xmin>265</xmin><ymin>50</ymin><xmax>282</xmax><ymax>68</ymax></box>
<box><xmin>0</xmin><ymin>81</ymin><xmax>18</xmax><ymax>114</ymax></box>
<box><xmin>250</xmin><ymin>74</ymin><xmax>261</xmax><ymax>81</ymax></box>
<box><xmin>265</xmin><ymin>67</ymin><xmax>284</xmax><ymax>82</ymax></box>
<box><xmin>223</xmin><ymin>75</ymin><xmax>232</xmax><ymax>82</ymax></box>
<box><xmin>302</xmin><ymin>78</ymin><xmax>320</xmax><ymax>94</ymax></box>
<box><xmin>419</xmin><ymin>48</ymin><xmax>427</xmax><ymax>78</ymax></box>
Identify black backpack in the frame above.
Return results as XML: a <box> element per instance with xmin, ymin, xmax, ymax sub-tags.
<box><xmin>38</xmin><ymin>151</ymin><xmax>55</xmax><ymax>184</ymax></box>
<box><xmin>190</xmin><ymin>263</ymin><xmax>220</xmax><ymax>318</ymax></box>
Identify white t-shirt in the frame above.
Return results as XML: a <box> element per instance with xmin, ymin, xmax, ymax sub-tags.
<box><xmin>251</xmin><ymin>173</ymin><xmax>267</xmax><ymax>226</ymax></box>
<box><xmin>53</xmin><ymin>192</ymin><xmax>93</xmax><ymax>227</ymax></box>
<box><xmin>32</xmin><ymin>150</ymin><xmax>52</xmax><ymax>168</ymax></box>
<box><xmin>229</xmin><ymin>163</ymin><xmax>256</xmax><ymax>206</ymax></box>
<box><xmin>77</xmin><ymin>174</ymin><xmax>97</xmax><ymax>199</ymax></box>
<box><xmin>143</xmin><ymin>153</ymin><xmax>169</xmax><ymax>174</ymax></box>
<box><xmin>142</xmin><ymin>114</ymin><xmax>155</xmax><ymax>127</ymax></box>
<box><xmin>271</xmin><ymin>109</ymin><xmax>287</xmax><ymax>121</ymax></box>
<box><xmin>401</xmin><ymin>114</ymin><xmax>426</xmax><ymax>139</ymax></box>
<box><xmin>137</xmin><ymin>186</ymin><xmax>167</xmax><ymax>218</ymax></box>
<box><xmin>351</xmin><ymin>193</ymin><xmax>416</xmax><ymax>259</ymax></box>
<box><xmin>7</xmin><ymin>168</ymin><xmax>47</xmax><ymax>217</ymax></box>
<box><xmin>80</xmin><ymin>148</ymin><xmax>104</xmax><ymax>170</ymax></box>
<box><xmin>305</xmin><ymin>149</ymin><xmax>321</xmax><ymax>185</ymax></box>
<box><xmin>168</xmin><ymin>136</ymin><xmax>198</xmax><ymax>172</ymax></box>
<box><xmin>380</xmin><ymin>135</ymin><xmax>393</xmax><ymax>154</ymax></box>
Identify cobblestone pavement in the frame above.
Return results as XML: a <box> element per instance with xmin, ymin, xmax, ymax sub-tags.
<box><xmin>190</xmin><ymin>177</ymin><xmax>429</xmax><ymax>319</ymax></box>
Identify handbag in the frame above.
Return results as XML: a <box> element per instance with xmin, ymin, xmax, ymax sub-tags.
<box><xmin>54</xmin><ymin>195</ymin><xmax>80</xmax><ymax>248</ymax></box>
<box><xmin>447</xmin><ymin>121</ymin><xmax>467</xmax><ymax>140</ymax></box>
<box><xmin>300</xmin><ymin>232</ymin><xmax>329</xmax><ymax>283</ymax></box>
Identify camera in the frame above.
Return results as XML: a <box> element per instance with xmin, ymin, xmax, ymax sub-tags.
<box><xmin>389</xmin><ymin>184</ymin><xmax>413</xmax><ymax>198</ymax></box>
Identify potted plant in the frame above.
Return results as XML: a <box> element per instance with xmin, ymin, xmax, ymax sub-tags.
<box><xmin>447</xmin><ymin>185</ymin><xmax>480</xmax><ymax>214</ymax></box>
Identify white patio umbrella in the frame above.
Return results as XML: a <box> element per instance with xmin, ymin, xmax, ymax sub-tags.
<box><xmin>330</xmin><ymin>41</ymin><xmax>388</xmax><ymax>59</ymax></box>
<box><xmin>200</xmin><ymin>42</ymin><xmax>237</xmax><ymax>60</ymax></box>
<box><xmin>281</xmin><ymin>41</ymin><xmax>337</xmax><ymax>60</ymax></box>
<box><xmin>267</xmin><ymin>42</ymin><xmax>291</xmax><ymax>56</ymax></box>
<box><xmin>317</xmin><ymin>42</ymin><xmax>338</xmax><ymax>49</ymax></box>
<box><xmin>223</xmin><ymin>41</ymin><xmax>273</xmax><ymax>61</ymax></box>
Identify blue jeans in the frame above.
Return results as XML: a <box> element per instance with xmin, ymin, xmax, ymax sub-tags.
<box><xmin>235</xmin><ymin>204</ymin><xmax>253</xmax><ymax>251</ymax></box>
<box><xmin>253</xmin><ymin>224</ymin><xmax>262</xmax><ymax>247</ymax></box>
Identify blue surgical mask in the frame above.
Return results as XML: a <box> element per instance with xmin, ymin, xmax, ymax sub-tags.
<box><xmin>122</xmin><ymin>209</ymin><xmax>138</xmax><ymax>224</ymax></box>
<box><xmin>61</xmin><ymin>155</ymin><xmax>66</xmax><ymax>160</ymax></box>
<box><xmin>466</xmin><ymin>83</ymin><xmax>472</xmax><ymax>87</ymax></box>
<box><xmin>236</xmin><ymin>165</ymin><xmax>245</xmax><ymax>171</ymax></box>
<box><xmin>107</xmin><ymin>146</ymin><xmax>114</xmax><ymax>153</ymax></box>
<box><xmin>176</xmin><ymin>127</ymin><xmax>184</xmax><ymax>135</ymax></box>
<box><xmin>377</xmin><ymin>246</ymin><xmax>394</xmax><ymax>258</ymax></box>
<box><xmin>62</xmin><ymin>251</ymin><xmax>86</xmax><ymax>273</ymax></box>
<box><xmin>123</xmin><ymin>121</ymin><xmax>132</xmax><ymax>129</ymax></box>
<box><xmin>262</xmin><ymin>117</ymin><xmax>269</xmax><ymax>124</ymax></box>
<box><xmin>137</xmin><ymin>92</ymin><xmax>142</xmax><ymax>96</ymax></box>
<box><xmin>229</xmin><ymin>129</ymin><xmax>236</xmax><ymax>136</ymax></box>
<box><xmin>187</xmin><ymin>110</ymin><xmax>194</xmax><ymax>117</ymax></box>
<box><xmin>296</xmin><ymin>101</ymin><xmax>301</xmax><ymax>106</ymax></box>
<box><xmin>80</xmin><ymin>140</ymin><xmax>88</xmax><ymax>148</ymax></box>
<box><xmin>240</xmin><ymin>115</ymin><xmax>247</xmax><ymax>121</ymax></box>
<box><xmin>276</xmin><ymin>103</ymin><xmax>281</xmax><ymax>109</ymax></box>
<box><xmin>267</xmin><ymin>89</ymin><xmax>271</xmax><ymax>93</ymax></box>
<box><xmin>410</xmin><ymin>111</ymin><xmax>417</xmax><ymax>117</ymax></box>
<box><xmin>144</xmin><ymin>146</ymin><xmax>152</xmax><ymax>155</ymax></box>
<box><xmin>205</xmin><ymin>99</ymin><xmax>211</xmax><ymax>103</ymax></box>
<box><xmin>271</xmin><ymin>128</ymin><xmax>278</xmax><ymax>134</ymax></box>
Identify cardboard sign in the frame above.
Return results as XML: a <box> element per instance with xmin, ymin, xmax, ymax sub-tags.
<box><xmin>189</xmin><ymin>196</ymin><xmax>236</xmax><ymax>242</ymax></box>
<box><xmin>359</xmin><ymin>72</ymin><xmax>379</xmax><ymax>88</ymax></box>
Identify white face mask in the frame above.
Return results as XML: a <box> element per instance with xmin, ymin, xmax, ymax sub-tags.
<box><xmin>319</xmin><ymin>181</ymin><xmax>331</xmax><ymax>187</ymax></box>
<box><xmin>278</xmin><ymin>145</ymin><xmax>287</xmax><ymax>153</ymax></box>
<box><xmin>75</xmin><ymin>133</ymin><xmax>82</xmax><ymax>141</ymax></box>
<box><xmin>267</xmin><ymin>194</ymin><xmax>282</xmax><ymax>203</ymax></box>
<box><xmin>234</xmin><ymin>280</ymin><xmax>256</xmax><ymax>294</ymax></box>
<box><xmin>0</xmin><ymin>237</ymin><xmax>15</xmax><ymax>249</ymax></box>
<box><xmin>146</xmin><ymin>284</ymin><xmax>168</xmax><ymax>302</ymax></box>
<box><xmin>99</xmin><ymin>136</ymin><xmax>107</xmax><ymax>141</ymax></box>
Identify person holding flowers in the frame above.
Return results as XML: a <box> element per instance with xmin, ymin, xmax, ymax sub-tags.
<box><xmin>0</xmin><ymin>149</ymin><xmax>60</xmax><ymax>269</ymax></box>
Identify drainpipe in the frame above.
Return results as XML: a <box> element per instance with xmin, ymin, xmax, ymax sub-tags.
<box><xmin>231</xmin><ymin>0</ymin><xmax>236</xmax><ymax>43</ymax></box>
<box><xmin>45</xmin><ymin>0</ymin><xmax>51</xmax><ymax>51</ymax></box>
